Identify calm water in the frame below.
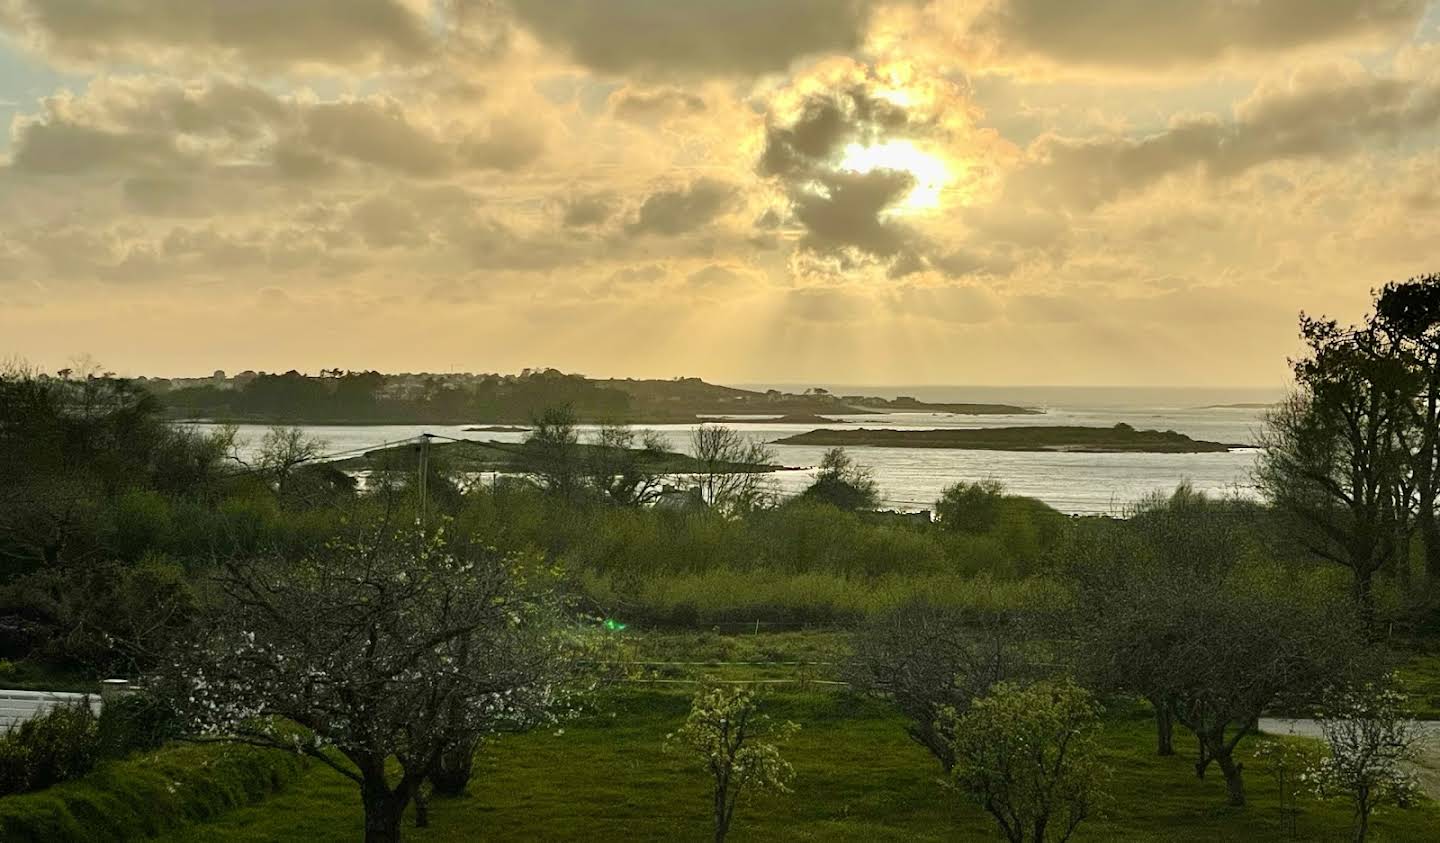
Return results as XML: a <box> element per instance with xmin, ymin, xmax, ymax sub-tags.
<box><xmin>201</xmin><ymin>385</ymin><xmax>1284</xmax><ymax>516</ymax></box>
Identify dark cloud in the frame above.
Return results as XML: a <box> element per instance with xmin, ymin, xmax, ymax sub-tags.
<box><xmin>507</xmin><ymin>0</ymin><xmax>879</xmax><ymax>76</ymax></box>
<box><xmin>11</xmin><ymin>120</ymin><xmax>188</xmax><ymax>172</ymax></box>
<box><xmin>349</xmin><ymin>195</ymin><xmax>425</xmax><ymax>249</ymax></box>
<box><xmin>975</xmin><ymin>0</ymin><xmax>1427</xmax><ymax>71</ymax></box>
<box><xmin>792</xmin><ymin>169</ymin><xmax>915</xmax><ymax>258</ymax></box>
<box><xmin>758</xmin><ymin>84</ymin><xmax>929</xmax><ymax>271</ymax></box>
<box><xmin>562</xmin><ymin>192</ymin><xmax>616</xmax><ymax>227</ymax></box>
<box><xmin>609</xmin><ymin>86</ymin><xmax>707</xmax><ymax>122</ymax></box>
<box><xmin>303</xmin><ymin>100</ymin><xmax>454</xmax><ymax>177</ymax></box>
<box><xmin>1013</xmin><ymin>63</ymin><xmax>1440</xmax><ymax>208</ymax></box>
<box><xmin>627</xmin><ymin>179</ymin><xmax>738</xmax><ymax>237</ymax></box>
<box><xmin>0</xmin><ymin>0</ymin><xmax>435</xmax><ymax>69</ymax></box>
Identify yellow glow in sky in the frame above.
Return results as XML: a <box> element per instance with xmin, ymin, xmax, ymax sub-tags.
<box><xmin>837</xmin><ymin>140</ymin><xmax>950</xmax><ymax>211</ymax></box>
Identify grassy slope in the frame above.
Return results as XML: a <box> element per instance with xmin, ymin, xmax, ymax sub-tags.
<box><xmin>159</xmin><ymin>688</ymin><xmax>1438</xmax><ymax>842</ymax></box>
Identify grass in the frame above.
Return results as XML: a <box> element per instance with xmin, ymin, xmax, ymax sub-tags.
<box><xmin>157</xmin><ymin>688</ymin><xmax>1440</xmax><ymax>842</ymax></box>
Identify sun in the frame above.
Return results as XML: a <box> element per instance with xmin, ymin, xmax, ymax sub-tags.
<box><xmin>836</xmin><ymin>140</ymin><xmax>951</xmax><ymax>213</ymax></box>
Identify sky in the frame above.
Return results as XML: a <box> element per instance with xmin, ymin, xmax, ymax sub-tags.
<box><xmin>2</xmin><ymin>1</ymin><xmax>1440</xmax><ymax>386</ymax></box>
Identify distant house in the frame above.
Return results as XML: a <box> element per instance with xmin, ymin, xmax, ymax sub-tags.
<box><xmin>654</xmin><ymin>484</ymin><xmax>704</xmax><ymax>511</ymax></box>
<box><xmin>863</xmin><ymin>509</ymin><xmax>933</xmax><ymax>528</ymax></box>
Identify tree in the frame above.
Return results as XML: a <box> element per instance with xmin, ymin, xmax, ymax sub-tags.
<box><xmin>690</xmin><ymin>425</ymin><xmax>775</xmax><ymax>515</ymax></box>
<box><xmin>1310</xmin><ymin>678</ymin><xmax>1422</xmax><ymax>842</ymax></box>
<box><xmin>1163</xmin><ymin>566</ymin><xmax>1364</xmax><ymax>807</ymax></box>
<box><xmin>1257</xmin><ymin>316</ymin><xmax>1412</xmax><ymax>619</ymax></box>
<box><xmin>585</xmin><ymin>423</ymin><xmax>671</xmax><ymax>506</ymax></box>
<box><xmin>847</xmin><ymin>598</ymin><xmax>1036</xmax><ymax>771</ymax></box>
<box><xmin>799</xmin><ymin>447</ymin><xmax>879</xmax><ymax>511</ymax></box>
<box><xmin>935</xmin><ymin>479</ymin><xmax>1006</xmax><ymax>533</ymax></box>
<box><xmin>944</xmin><ymin>680</ymin><xmax>1106</xmax><ymax>843</ymax></box>
<box><xmin>522</xmin><ymin>406</ymin><xmax>583</xmax><ymax>499</ymax></box>
<box><xmin>1373</xmin><ymin>274</ymin><xmax>1440</xmax><ymax>579</ymax></box>
<box><xmin>666</xmin><ymin>685</ymin><xmax>798</xmax><ymax>843</ymax></box>
<box><xmin>165</xmin><ymin>517</ymin><xmax>576</xmax><ymax>843</ymax></box>
<box><xmin>256</xmin><ymin>426</ymin><xmax>326</xmax><ymax>496</ymax></box>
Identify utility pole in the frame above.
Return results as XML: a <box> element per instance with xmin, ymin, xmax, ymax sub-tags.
<box><xmin>418</xmin><ymin>434</ymin><xmax>431</xmax><ymax>527</ymax></box>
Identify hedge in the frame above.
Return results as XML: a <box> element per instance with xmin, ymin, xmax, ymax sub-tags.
<box><xmin>0</xmin><ymin>741</ymin><xmax>306</xmax><ymax>842</ymax></box>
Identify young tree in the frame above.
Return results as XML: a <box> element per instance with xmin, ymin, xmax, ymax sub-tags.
<box><xmin>1310</xmin><ymin>678</ymin><xmax>1423</xmax><ymax>842</ymax></box>
<box><xmin>690</xmin><ymin>424</ymin><xmax>776</xmax><ymax>515</ymax></box>
<box><xmin>666</xmin><ymin>685</ymin><xmax>798</xmax><ymax>843</ymax></box>
<box><xmin>799</xmin><ymin>447</ymin><xmax>879</xmax><ymax>511</ymax></box>
<box><xmin>165</xmin><ymin>517</ymin><xmax>576</xmax><ymax>843</ymax></box>
<box><xmin>944</xmin><ymin>680</ymin><xmax>1106</xmax><ymax>843</ymax></box>
<box><xmin>523</xmin><ymin>406</ymin><xmax>583</xmax><ymax>499</ymax></box>
<box><xmin>935</xmin><ymin>479</ymin><xmax>1006</xmax><ymax>533</ymax></box>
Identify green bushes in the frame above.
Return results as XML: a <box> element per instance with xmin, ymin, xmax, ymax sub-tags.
<box><xmin>97</xmin><ymin>694</ymin><xmax>182</xmax><ymax>759</ymax></box>
<box><xmin>0</xmin><ymin>703</ymin><xmax>100</xmax><ymax>797</ymax></box>
<box><xmin>0</xmin><ymin>742</ymin><xmax>305</xmax><ymax>842</ymax></box>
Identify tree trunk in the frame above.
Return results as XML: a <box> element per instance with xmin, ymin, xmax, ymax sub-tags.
<box><xmin>429</xmin><ymin>739</ymin><xmax>477</xmax><ymax>796</ymax></box>
<box><xmin>1215</xmin><ymin>751</ymin><xmax>1246</xmax><ymax>807</ymax></box>
<box><xmin>1421</xmin><ymin>502</ymin><xmax>1440</xmax><ymax>582</ymax></box>
<box><xmin>362</xmin><ymin>791</ymin><xmax>405</xmax><ymax>843</ymax></box>
<box><xmin>1148</xmin><ymin>697</ymin><xmax>1175</xmax><ymax>756</ymax></box>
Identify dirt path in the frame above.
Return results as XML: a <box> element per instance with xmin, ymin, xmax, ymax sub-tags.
<box><xmin>1259</xmin><ymin>718</ymin><xmax>1440</xmax><ymax>799</ymax></box>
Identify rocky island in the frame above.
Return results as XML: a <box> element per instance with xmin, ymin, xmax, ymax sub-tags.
<box><xmin>772</xmin><ymin>423</ymin><xmax>1247</xmax><ymax>453</ymax></box>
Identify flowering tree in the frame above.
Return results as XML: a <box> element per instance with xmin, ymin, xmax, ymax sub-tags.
<box><xmin>666</xmin><ymin>684</ymin><xmax>798</xmax><ymax>843</ymax></box>
<box><xmin>164</xmin><ymin>517</ymin><xmax>577</xmax><ymax>843</ymax></box>
<box><xmin>944</xmin><ymin>680</ymin><xmax>1106</xmax><ymax>843</ymax></box>
<box><xmin>1309</xmin><ymin>679</ymin><xmax>1423</xmax><ymax>842</ymax></box>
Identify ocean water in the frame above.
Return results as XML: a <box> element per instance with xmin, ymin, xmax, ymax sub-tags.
<box><xmin>202</xmin><ymin>385</ymin><xmax>1284</xmax><ymax>516</ymax></box>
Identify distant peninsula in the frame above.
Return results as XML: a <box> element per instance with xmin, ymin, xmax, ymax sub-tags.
<box><xmin>773</xmin><ymin>423</ymin><xmax>1247</xmax><ymax>454</ymax></box>
<box><xmin>148</xmin><ymin>368</ymin><xmax>1042</xmax><ymax>425</ymax></box>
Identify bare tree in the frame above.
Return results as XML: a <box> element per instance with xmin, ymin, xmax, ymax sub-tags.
<box><xmin>164</xmin><ymin>517</ymin><xmax>577</xmax><ymax>843</ymax></box>
<box><xmin>257</xmin><ymin>426</ymin><xmax>327</xmax><ymax>496</ymax></box>
<box><xmin>585</xmin><ymin>423</ymin><xmax>671</xmax><ymax>506</ymax></box>
<box><xmin>690</xmin><ymin>424</ymin><xmax>775</xmax><ymax>515</ymax></box>
<box><xmin>847</xmin><ymin>599</ymin><xmax>1037</xmax><ymax>771</ymax></box>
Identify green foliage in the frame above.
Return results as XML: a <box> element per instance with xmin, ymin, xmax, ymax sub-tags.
<box><xmin>798</xmin><ymin>448</ymin><xmax>879</xmax><ymax>512</ymax></box>
<box><xmin>97</xmin><ymin>693</ymin><xmax>183</xmax><ymax>760</ymax></box>
<box><xmin>935</xmin><ymin>479</ymin><xmax>1006</xmax><ymax>534</ymax></box>
<box><xmin>944</xmin><ymin>680</ymin><xmax>1107</xmax><ymax>843</ymax></box>
<box><xmin>666</xmin><ymin>685</ymin><xmax>798</xmax><ymax>842</ymax></box>
<box><xmin>0</xmin><ymin>703</ymin><xmax>100</xmax><ymax>797</ymax></box>
<box><xmin>0</xmin><ymin>742</ymin><xmax>304</xmax><ymax>842</ymax></box>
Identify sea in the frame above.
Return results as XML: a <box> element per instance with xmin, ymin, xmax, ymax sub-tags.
<box><xmin>199</xmin><ymin>385</ymin><xmax>1284</xmax><ymax>516</ymax></box>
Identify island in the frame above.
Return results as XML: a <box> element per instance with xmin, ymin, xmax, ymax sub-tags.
<box><xmin>462</xmin><ymin>425</ymin><xmax>531</xmax><ymax>433</ymax></box>
<box><xmin>330</xmin><ymin>438</ymin><xmax>793</xmax><ymax>474</ymax></box>
<box><xmin>772</xmin><ymin>423</ymin><xmax>1247</xmax><ymax>453</ymax></box>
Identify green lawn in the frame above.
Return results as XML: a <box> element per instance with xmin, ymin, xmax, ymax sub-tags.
<box><xmin>158</xmin><ymin>688</ymin><xmax>1440</xmax><ymax>842</ymax></box>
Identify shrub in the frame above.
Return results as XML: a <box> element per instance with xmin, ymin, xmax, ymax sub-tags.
<box><xmin>0</xmin><ymin>702</ymin><xmax>100</xmax><ymax>797</ymax></box>
<box><xmin>0</xmin><ymin>742</ymin><xmax>305</xmax><ymax>842</ymax></box>
<box><xmin>97</xmin><ymin>693</ymin><xmax>182</xmax><ymax>760</ymax></box>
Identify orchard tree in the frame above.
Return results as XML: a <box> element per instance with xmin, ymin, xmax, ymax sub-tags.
<box><xmin>944</xmin><ymin>680</ymin><xmax>1106</xmax><ymax>843</ymax></box>
<box><xmin>666</xmin><ymin>684</ymin><xmax>798</xmax><ymax>843</ymax></box>
<box><xmin>165</xmin><ymin>517</ymin><xmax>578</xmax><ymax>843</ymax></box>
<box><xmin>847</xmin><ymin>598</ymin><xmax>1038</xmax><ymax>771</ymax></box>
<box><xmin>1310</xmin><ymin>678</ymin><xmax>1423</xmax><ymax>842</ymax></box>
